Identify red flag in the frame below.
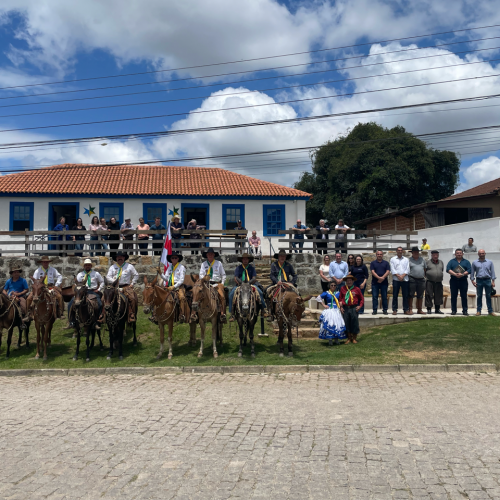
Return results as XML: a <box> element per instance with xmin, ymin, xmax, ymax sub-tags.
<box><xmin>160</xmin><ymin>222</ymin><xmax>172</xmax><ymax>273</ymax></box>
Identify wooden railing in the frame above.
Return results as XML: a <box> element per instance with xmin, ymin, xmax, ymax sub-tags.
<box><xmin>0</xmin><ymin>229</ymin><xmax>248</xmax><ymax>256</ymax></box>
<box><xmin>277</xmin><ymin>229</ymin><xmax>418</xmax><ymax>253</ymax></box>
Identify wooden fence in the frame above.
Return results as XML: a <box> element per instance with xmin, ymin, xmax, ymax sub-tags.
<box><xmin>278</xmin><ymin>229</ymin><xmax>418</xmax><ymax>253</ymax></box>
<box><xmin>0</xmin><ymin>229</ymin><xmax>248</xmax><ymax>256</ymax></box>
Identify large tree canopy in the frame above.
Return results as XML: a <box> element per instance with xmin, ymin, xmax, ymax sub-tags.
<box><xmin>294</xmin><ymin>122</ymin><xmax>460</xmax><ymax>227</ymax></box>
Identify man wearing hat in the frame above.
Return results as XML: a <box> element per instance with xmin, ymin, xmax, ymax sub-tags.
<box><xmin>120</xmin><ymin>217</ymin><xmax>134</xmax><ymax>251</ymax></box>
<box><xmin>338</xmin><ymin>274</ymin><xmax>364</xmax><ymax>344</ymax></box>
<box><xmin>27</xmin><ymin>256</ymin><xmax>64</xmax><ymax>319</ymax></box>
<box><xmin>4</xmin><ymin>263</ymin><xmax>29</xmax><ymax>328</ymax></box>
<box><xmin>150</xmin><ymin>216</ymin><xmax>166</xmax><ymax>256</ymax></box>
<box><xmin>170</xmin><ymin>215</ymin><xmax>184</xmax><ymax>250</ymax></box>
<box><xmin>161</xmin><ymin>251</ymin><xmax>189</xmax><ymax>323</ymax></box>
<box><xmin>421</xmin><ymin>238</ymin><xmax>430</xmax><ymax>251</ymax></box>
<box><xmin>425</xmin><ymin>250</ymin><xmax>444</xmax><ymax>314</ymax></box>
<box><xmin>408</xmin><ymin>246</ymin><xmax>427</xmax><ymax>315</ymax></box>
<box><xmin>68</xmin><ymin>259</ymin><xmax>105</xmax><ymax>327</ymax></box>
<box><xmin>106</xmin><ymin>251</ymin><xmax>139</xmax><ymax>322</ymax></box>
<box><xmin>199</xmin><ymin>247</ymin><xmax>227</xmax><ymax>322</ymax></box>
<box><xmin>234</xmin><ymin>219</ymin><xmax>246</xmax><ymax>255</ymax></box>
<box><xmin>228</xmin><ymin>253</ymin><xmax>269</xmax><ymax>321</ymax></box>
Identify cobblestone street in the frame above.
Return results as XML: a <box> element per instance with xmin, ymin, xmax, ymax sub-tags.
<box><xmin>1</xmin><ymin>372</ymin><xmax>500</xmax><ymax>499</ymax></box>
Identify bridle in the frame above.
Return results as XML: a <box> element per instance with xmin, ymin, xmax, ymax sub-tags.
<box><xmin>74</xmin><ymin>284</ymin><xmax>98</xmax><ymax>327</ymax></box>
<box><xmin>32</xmin><ymin>282</ymin><xmax>56</xmax><ymax>324</ymax></box>
<box><xmin>146</xmin><ymin>284</ymin><xmax>176</xmax><ymax>323</ymax></box>
<box><xmin>103</xmin><ymin>285</ymin><xmax>127</xmax><ymax>328</ymax></box>
<box><xmin>192</xmin><ymin>280</ymin><xmax>217</xmax><ymax>321</ymax></box>
<box><xmin>234</xmin><ymin>282</ymin><xmax>257</xmax><ymax>327</ymax></box>
<box><xmin>0</xmin><ymin>294</ymin><xmax>18</xmax><ymax>331</ymax></box>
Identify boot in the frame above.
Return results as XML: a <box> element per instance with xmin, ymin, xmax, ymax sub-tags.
<box><xmin>344</xmin><ymin>333</ymin><xmax>351</xmax><ymax>344</ymax></box>
<box><xmin>427</xmin><ymin>308</ymin><xmax>432</xmax><ymax>314</ymax></box>
<box><xmin>352</xmin><ymin>334</ymin><xmax>358</xmax><ymax>344</ymax></box>
<box><xmin>407</xmin><ymin>298</ymin><xmax>414</xmax><ymax>315</ymax></box>
<box><xmin>416</xmin><ymin>299</ymin><xmax>426</xmax><ymax>314</ymax></box>
<box><xmin>435</xmin><ymin>306</ymin><xmax>444</xmax><ymax>315</ymax></box>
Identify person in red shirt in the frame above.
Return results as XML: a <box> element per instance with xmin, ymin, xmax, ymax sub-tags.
<box><xmin>338</xmin><ymin>274</ymin><xmax>364</xmax><ymax>344</ymax></box>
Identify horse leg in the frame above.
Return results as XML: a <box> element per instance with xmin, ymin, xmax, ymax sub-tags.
<box><xmin>42</xmin><ymin>324</ymin><xmax>48</xmax><ymax>361</ymax></box>
<box><xmin>198</xmin><ymin>321</ymin><xmax>205</xmax><ymax>358</ymax></box>
<box><xmin>24</xmin><ymin>322</ymin><xmax>30</xmax><ymax>348</ymax></box>
<box><xmin>250</xmin><ymin>322</ymin><xmax>255</xmax><ymax>358</ymax></box>
<box><xmin>158</xmin><ymin>323</ymin><xmax>164</xmax><ymax>359</ymax></box>
<box><xmin>35</xmin><ymin>322</ymin><xmax>40</xmax><ymax>359</ymax></box>
<box><xmin>73</xmin><ymin>325</ymin><xmax>81</xmax><ymax>360</ymax></box>
<box><xmin>278</xmin><ymin>323</ymin><xmax>285</xmax><ymax>357</ymax></box>
<box><xmin>17</xmin><ymin>325</ymin><xmax>22</xmax><ymax>349</ymax></box>
<box><xmin>189</xmin><ymin>322</ymin><xmax>197</xmax><ymax>347</ymax></box>
<box><xmin>6</xmin><ymin>326</ymin><xmax>14</xmax><ymax>359</ymax></box>
<box><xmin>287</xmin><ymin>324</ymin><xmax>293</xmax><ymax>357</ymax></box>
<box><xmin>212</xmin><ymin>318</ymin><xmax>218</xmax><ymax>359</ymax></box>
<box><xmin>118</xmin><ymin>323</ymin><xmax>124</xmax><ymax>361</ymax></box>
<box><xmin>107</xmin><ymin>325</ymin><xmax>113</xmax><ymax>360</ymax></box>
<box><xmin>167</xmin><ymin>319</ymin><xmax>173</xmax><ymax>359</ymax></box>
<box><xmin>86</xmin><ymin>326</ymin><xmax>92</xmax><ymax>362</ymax></box>
<box><xmin>132</xmin><ymin>321</ymin><xmax>137</xmax><ymax>346</ymax></box>
<box><xmin>238</xmin><ymin>320</ymin><xmax>244</xmax><ymax>357</ymax></box>
<box><xmin>96</xmin><ymin>327</ymin><xmax>104</xmax><ymax>351</ymax></box>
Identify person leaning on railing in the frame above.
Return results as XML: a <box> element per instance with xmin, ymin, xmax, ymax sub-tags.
<box><xmin>186</xmin><ymin>219</ymin><xmax>205</xmax><ymax>255</ymax></box>
<box><xmin>107</xmin><ymin>217</ymin><xmax>121</xmax><ymax>261</ymax></box>
<box><xmin>89</xmin><ymin>216</ymin><xmax>101</xmax><ymax>257</ymax></box>
<box><xmin>136</xmin><ymin>217</ymin><xmax>150</xmax><ymax>256</ymax></box>
<box><xmin>150</xmin><ymin>217</ymin><xmax>165</xmax><ymax>256</ymax></box>
<box><xmin>53</xmin><ymin>216</ymin><xmax>71</xmax><ymax>256</ymax></box>
<box><xmin>121</xmin><ymin>217</ymin><xmax>134</xmax><ymax>251</ymax></box>
<box><xmin>71</xmin><ymin>218</ymin><xmax>86</xmax><ymax>257</ymax></box>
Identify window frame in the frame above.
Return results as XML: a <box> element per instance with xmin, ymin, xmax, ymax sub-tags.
<box><xmin>143</xmin><ymin>203</ymin><xmax>167</xmax><ymax>227</ymax></box>
<box><xmin>10</xmin><ymin>201</ymin><xmax>34</xmax><ymax>231</ymax></box>
<box><xmin>99</xmin><ymin>202</ymin><xmax>124</xmax><ymax>226</ymax></box>
<box><xmin>262</xmin><ymin>204</ymin><xmax>286</xmax><ymax>237</ymax></box>
<box><xmin>222</xmin><ymin>203</ymin><xmax>245</xmax><ymax>231</ymax></box>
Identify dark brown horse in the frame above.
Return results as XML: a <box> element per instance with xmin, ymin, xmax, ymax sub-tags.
<box><xmin>72</xmin><ymin>283</ymin><xmax>103</xmax><ymax>361</ymax></box>
<box><xmin>102</xmin><ymin>277</ymin><xmax>128</xmax><ymax>360</ymax></box>
<box><xmin>143</xmin><ymin>275</ymin><xmax>198</xmax><ymax>359</ymax></box>
<box><xmin>233</xmin><ymin>281</ymin><xmax>259</xmax><ymax>358</ymax></box>
<box><xmin>30</xmin><ymin>278</ymin><xmax>57</xmax><ymax>360</ymax></box>
<box><xmin>0</xmin><ymin>289</ymin><xmax>23</xmax><ymax>358</ymax></box>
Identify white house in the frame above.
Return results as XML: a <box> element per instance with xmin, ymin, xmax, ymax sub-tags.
<box><xmin>0</xmin><ymin>163</ymin><xmax>310</xmax><ymax>255</ymax></box>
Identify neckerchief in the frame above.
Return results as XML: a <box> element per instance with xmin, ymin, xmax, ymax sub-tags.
<box><xmin>84</xmin><ymin>271</ymin><xmax>91</xmax><ymax>287</ymax></box>
<box><xmin>344</xmin><ymin>285</ymin><xmax>355</xmax><ymax>305</ymax></box>
<box><xmin>277</xmin><ymin>262</ymin><xmax>287</xmax><ymax>281</ymax></box>
<box><xmin>168</xmin><ymin>263</ymin><xmax>179</xmax><ymax>287</ymax></box>
<box><xmin>327</xmin><ymin>290</ymin><xmax>340</xmax><ymax>309</ymax></box>
<box><xmin>242</xmin><ymin>264</ymin><xmax>250</xmax><ymax>282</ymax></box>
<box><xmin>117</xmin><ymin>263</ymin><xmax>125</xmax><ymax>280</ymax></box>
<box><xmin>42</xmin><ymin>267</ymin><xmax>49</xmax><ymax>285</ymax></box>
<box><xmin>207</xmin><ymin>260</ymin><xmax>214</xmax><ymax>278</ymax></box>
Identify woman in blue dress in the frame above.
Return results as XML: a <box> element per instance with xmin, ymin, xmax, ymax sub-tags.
<box><xmin>316</xmin><ymin>282</ymin><xmax>347</xmax><ymax>345</ymax></box>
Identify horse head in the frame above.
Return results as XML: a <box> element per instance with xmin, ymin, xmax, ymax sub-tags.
<box><xmin>291</xmin><ymin>294</ymin><xmax>312</xmax><ymax>322</ymax></box>
<box><xmin>191</xmin><ymin>279</ymin><xmax>208</xmax><ymax>312</ymax></box>
<box><xmin>102</xmin><ymin>276</ymin><xmax>119</xmax><ymax>311</ymax></box>
<box><xmin>239</xmin><ymin>282</ymin><xmax>253</xmax><ymax>317</ymax></box>
<box><xmin>73</xmin><ymin>282</ymin><xmax>88</xmax><ymax>307</ymax></box>
<box><xmin>31</xmin><ymin>278</ymin><xmax>46</xmax><ymax>304</ymax></box>
<box><xmin>142</xmin><ymin>275</ymin><xmax>157</xmax><ymax>314</ymax></box>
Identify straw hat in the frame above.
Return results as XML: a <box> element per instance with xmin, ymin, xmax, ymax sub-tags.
<box><xmin>37</xmin><ymin>255</ymin><xmax>53</xmax><ymax>264</ymax></box>
<box><xmin>345</xmin><ymin>274</ymin><xmax>356</xmax><ymax>281</ymax></box>
<box><xmin>9</xmin><ymin>262</ymin><xmax>23</xmax><ymax>274</ymax></box>
<box><xmin>83</xmin><ymin>258</ymin><xmax>93</xmax><ymax>266</ymax></box>
<box><xmin>237</xmin><ymin>253</ymin><xmax>254</xmax><ymax>263</ymax></box>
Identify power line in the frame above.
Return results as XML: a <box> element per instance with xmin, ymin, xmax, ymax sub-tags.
<box><xmin>2</xmin><ymin>23</ymin><xmax>499</xmax><ymax>91</ymax></box>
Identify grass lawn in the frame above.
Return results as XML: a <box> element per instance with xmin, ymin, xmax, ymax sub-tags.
<box><xmin>1</xmin><ymin>313</ymin><xmax>499</xmax><ymax>368</ymax></box>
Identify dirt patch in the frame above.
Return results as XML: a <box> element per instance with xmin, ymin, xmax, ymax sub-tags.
<box><xmin>400</xmin><ymin>349</ymin><xmax>460</xmax><ymax>360</ymax></box>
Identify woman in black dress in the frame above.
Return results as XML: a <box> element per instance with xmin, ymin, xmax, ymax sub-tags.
<box><xmin>107</xmin><ymin>217</ymin><xmax>121</xmax><ymax>261</ymax></box>
<box><xmin>351</xmin><ymin>254</ymin><xmax>368</xmax><ymax>314</ymax></box>
<box><xmin>71</xmin><ymin>218</ymin><xmax>86</xmax><ymax>257</ymax></box>
<box><xmin>347</xmin><ymin>254</ymin><xmax>356</xmax><ymax>273</ymax></box>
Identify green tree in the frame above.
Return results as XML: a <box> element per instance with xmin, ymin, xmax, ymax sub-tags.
<box><xmin>294</xmin><ymin>122</ymin><xmax>460</xmax><ymax>227</ymax></box>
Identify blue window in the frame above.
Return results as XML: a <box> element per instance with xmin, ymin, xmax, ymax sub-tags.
<box><xmin>263</xmin><ymin>204</ymin><xmax>285</xmax><ymax>236</ymax></box>
<box><xmin>222</xmin><ymin>204</ymin><xmax>245</xmax><ymax>230</ymax></box>
<box><xmin>10</xmin><ymin>202</ymin><xmax>34</xmax><ymax>231</ymax></box>
<box><xmin>99</xmin><ymin>203</ymin><xmax>124</xmax><ymax>225</ymax></box>
<box><xmin>143</xmin><ymin>203</ymin><xmax>166</xmax><ymax>226</ymax></box>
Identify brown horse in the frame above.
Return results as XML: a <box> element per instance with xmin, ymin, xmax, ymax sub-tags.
<box><xmin>191</xmin><ymin>276</ymin><xmax>223</xmax><ymax>358</ymax></box>
<box><xmin>102</xmin><ymin>277</ymin><xmax>128</xmax><ymax>360</ymax></box>
<box><xmin>143</xmin><ymin>275</ymin><xmax>198</xmax><ymax>359</ymax></box>
<box><xmin>271</xmin><ymin>283</ymin><xmax>311</xmax><ymax>357</ymax></box>
<box><xmin>0</xmin><ymin>289</ymin><xmax>23</xmax><ymax>358</ymax></box>
<box><xmin>30</xmin><ymin>278</ymin><xmax>57</xmax><ymax>360</ymax></box>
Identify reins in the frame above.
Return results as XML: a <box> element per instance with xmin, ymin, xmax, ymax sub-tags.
<box><xmin>74</xmin><ymin>287</ymin><xmax>98</xmax><ymax>327</ymax></box>
<box><xmin>105</xmin><ymin>286</ymin><xmax>128</xmax><ymax>328</ymax></box>
<box><xmin>193</xmin><ymin>281</ymin><xmax>217</xmax><ymax>321</ymax></box>
<box><xmin>32</xmin><ymin>286</ymin><xmax>56</xmax><ymax>324</ymax></box>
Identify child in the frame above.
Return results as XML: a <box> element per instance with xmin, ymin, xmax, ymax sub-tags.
<box><xmin>338</xmin><ymin>274</ymin><xmax>364</xmax><ymax>344</ymax></box>
<box><xmin>316</xmin><ymin>282</ymin><xmax>347</xmax><ymax>346</ymax></box>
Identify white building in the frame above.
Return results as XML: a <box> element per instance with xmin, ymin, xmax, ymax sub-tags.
<box><xmin>0</xmin><ymin>163</ymin><xmax>310</xmax><ymax>255</ymax></box>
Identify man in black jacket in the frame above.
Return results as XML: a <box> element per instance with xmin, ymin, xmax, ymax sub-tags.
<box><xmin>316</xmin><ymin>219</ymin><xmax>330</xmax><ymax>255</ymax></box>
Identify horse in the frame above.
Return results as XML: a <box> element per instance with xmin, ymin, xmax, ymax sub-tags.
<box><xmin>143</xmin><ymin>275</ymin><xmax>198</xmax><ymax>359</ymax></box>
<box><xmin>72</xmin><ymin>283</ymin><xmax>103</xmax><ymax>361</ymax></box>
<box><xmin>0</xmin><ymin>289</ymin><xmax>24</xmax><ymax>358</ymax></box>
<box><xmin>271</xmin><ymin>283</ymin><xmax>311</xmax><ymax>357</ymax></box>
<box><xmin>102</xmin><ymin>277</ymin><xmax>128</xmax><ymax>360</ymax></box>
<box><xmin>29</xmin><ymin>278</ymin><xmax>58</xmax><ymax>360</ymax></box>
<box><xmin>233</xmin><ymin>280</ymin><xmax>259</xmax><ymax>358</ymax></box>
<box><xmin>191</xmin><ymin>277</ymin><xmax>222</xmax><ymax>358</ymax></box>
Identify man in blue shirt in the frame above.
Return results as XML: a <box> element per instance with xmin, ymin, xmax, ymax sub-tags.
<box><xmin>471</xmin><ymin>249</ymin><xmax>496</xmax><ymax>316</ymax></box>
<box><xmin>370</xmin><ymin>250</ymin><xmax>391</xmax><ymax>315</ymax></box>
<box><xmin>170</xmin><ymin>215</ymin><xmax>184</xmax><ymax>251</ymax></box>
<box><xmin>446</xmin><ymin>249</ymin><xmax>472</xmax><ymax>316</ymax></box>
<box><xmin>3</xmin><ymin>264</ymin><xmax>29</xmax><ymax>328</ymax></box>
<box><xmin>292</xmin><ymin>219</ymin><xmax>307</xmax><ymax>253</ymax></box>
<box><xmin>150</xmin><ymin>217</ymin><xmax>166</xmax><ymax>256</ymax></box>
<box><xmin>329</xmin><ymin>252</ymin><xmax>348</xmax><ymax>291</ymax></box>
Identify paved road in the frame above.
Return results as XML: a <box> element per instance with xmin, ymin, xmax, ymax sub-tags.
<box><xmin>1</xmin><ymin>372</ymin><xmax>500</xmax><ymax>500</ymax></box>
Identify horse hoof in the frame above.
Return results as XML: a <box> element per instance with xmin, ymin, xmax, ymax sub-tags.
<box><xmin>251</xmin><ymin>353</ymin><xmax>255</xmax><ymax>358</ymax></box>
<box><xmin>5</xmin><ymin>355</ymin><xmax>9</xmax><ymax>359</ymax></box>
<box><xmin>197</xmin><ymin>353</ymin><xmax>202</xmax><ymax>358</ymax></box>
<box><xmin>86</xmin><ymin>358</ymin><xmax>90</xmax><ymax>362</ymax></box>
<box><xmin>73</xmin><ymin>356</ymin><xmax>77</xmax><ymax>361</ymax></box>
<box><xmin>238</xmin><ymin>352</ymin><xmax>242</xmax><ymax>358</ymax></box>
<box><xmin>288</xmin><ymin>352</ymin><xmax>293</xmax><ymax>357</ymax></box>
<box><xmin>100</xmin><ymin>347</ymin><xmax>104</xmax><ymax>351</ymax></box>
<box><xmin>133</xmin><ymin>342</ymin><xmax>138</xmax><ymax>347</ymax></box>
<box><xmin>106</xmin><ymin>356</ymin><xmax>111</xmax><ymax>361</ymax></box>
<box><xmin>213</xmin><ymin>352</ymin><xmax>218</xmax><ymax>359</ymax></box>
<box><xmin>279</xmin><ymin>352</ymin><xmax>284</xmax><ymax>358</ymax></box>
<box><xmin>43</xmin><ymin>356</ymin><xmax>48</xmax><ymax>361</ymax></box>
<box><xmin>168</xmin><ymin>354</ymin><xmax>172</xmax><ymax>360</ymax></box>
<box><xmin>35</xmin><ymin>354</ymin><xmax>39</xmax><ymax>359</ymax></box>
<box><xmin>119</xmin><ymin>356</ymin><xmax>123</xmax><ymax>361</ymax></box>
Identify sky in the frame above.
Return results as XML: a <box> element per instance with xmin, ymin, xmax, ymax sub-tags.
<box><xmin>0</xmin><ymin>0</ymin><xmax>499</xmax><ymax>192</ymax></box>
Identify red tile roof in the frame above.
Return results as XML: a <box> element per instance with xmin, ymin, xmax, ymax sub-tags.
<box><xmin>440</xmin><ymin>177</ymin><xmax>500</xmax><ymax>202</ymax></box>
<box><xmin>0</xmin><ymin>164</ymin><xmax>311</xmax><ymax>198</ymax></box>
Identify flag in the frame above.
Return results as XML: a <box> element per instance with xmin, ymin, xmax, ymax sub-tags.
<box><xmin>160</xmin><ymin>221</ymin><xmax>172</xmax><ymax>273</ymax></box>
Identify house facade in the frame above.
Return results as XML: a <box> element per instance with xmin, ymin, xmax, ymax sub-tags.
<box><xmin>0</xmin><ymin>164</ymin><xmax>311</xmax><ymax>255</ymax></box>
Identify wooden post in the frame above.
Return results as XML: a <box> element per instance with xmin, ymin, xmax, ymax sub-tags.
<box><xmin>25</xmin><ymin>229</ymin><xmax>29</xmax><ymax>257</ymax></box>
<box><xmin>62</xmin><ymin>227</ymin><xmax>66</xmax><ymax>256</ymax></box>
<box><xmin>288</xmin><ymin>231</ymin><xmax>292</xmax><ymax>253</ymax></box>
<box><xmin>372</xmin><ymin>230</ymin><xmax>377</xmax><ymax>253</ymax></box>
<box><xmin>406</xmin><ymin>231</ymin><xmax>411</xmax><ymax>251</ymax></box>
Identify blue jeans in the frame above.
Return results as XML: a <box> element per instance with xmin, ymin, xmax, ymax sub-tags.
<box><xmin>292</xmin><ymin>241</ymin><xmax>304</xmax><ymax>253</ymax></box>
<box><xmin>392</xmin><ymin>280</ymin><xmax>409</xmax><ymax>312</ymax></box>
<box><xmin>173</xmin><ymin>239</ymin><xmax>182</xmax><ymax>249</ymax></box>
<box><xmin>229</xmin><ymin>285</ymin><xmax>265</xmax><ymax>313</ymax></box>
<box><xmin>450</xmin><ymin>278</ymin><xmax>468</xmax><ymax>313</ymax></box>
<box><xmin>372</xmin><ymin>282</ymin><xmax>388</xmax><ymax>312</ymax></box>
<box><xmin>90</xmin><ymin>235</ymin><xmax>100</xmax><ymax>257</ymax></box>
<box><xmin>138</xmin><ymin>241</ymin><xmax>149</xmax><ymax>255</ymax></box>
<box><xmin>476</xmin><ymin>277</ymin><xmax>492</xmax><ymax>313</ymax></box>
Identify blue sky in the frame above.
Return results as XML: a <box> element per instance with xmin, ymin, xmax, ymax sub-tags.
<box><xmin>0</xmin><ymin>0</ymin><xmax>499</xmax><ymax>191</ymax></box>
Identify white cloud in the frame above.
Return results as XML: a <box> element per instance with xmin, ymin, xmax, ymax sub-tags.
<box><xmin>461</xmin><ymin>156</ymin><xmax>500</xmax><ymax>191</ymax></box>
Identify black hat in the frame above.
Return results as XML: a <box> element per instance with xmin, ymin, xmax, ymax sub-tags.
<box><xmin>411</xmin><ymin>246</ymin><xmax>420</xmax><ymax>252</ymax></box>
<box><xmin>237</xmin><ymin>253</ymin><xmax>254</xmax><ymax>263</ymax></box>
<box><xmin>273</xmin><ymin>249</ymin><xmax>291</xmax><ymax>260</ymax></box>
<box><xmin>202</xmin><ymin>247</ymin><xmax>220</xmax><ymax>258</ymax></box>
<box><xmin>114</xmin><ymin>251</ymin><xmax>129</xmax><ymax>261</ymax></box>
<box><xmin>167</xmin><ymin>251</ymin><xmax>183</xmax><ymax>263</ymax></box>
<box><xmin>431</xmin><ymin>250</ymin><xmax>439</xmax><ymax>254</ymax></box>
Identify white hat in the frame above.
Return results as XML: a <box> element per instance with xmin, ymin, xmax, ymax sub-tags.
<box><xmin>125</xmin><ymin>216</ymin><xmax>131</xmax><ymax>220</ymax></box>
<box><xmin>83</xmin><ymin>259</ymin><xmax>93</xmax><ymax>265</ymax></box>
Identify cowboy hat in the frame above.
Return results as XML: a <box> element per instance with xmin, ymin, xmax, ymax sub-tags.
<box><xmin>167</xmin><ymin>251</ymin><xmax>183</xmax><ymax>263</ymax></box>
<box><xmin>9</xmin><ymin>263</ymin><xmax>23</xmax><ymax>274</ymax></box>
<box><xmin>202</xmin><ymin>247</ymin><xmax>219</xmax><ymax>258</ymax></box>
<box><xmin>237</xmin><ymin>253</ymin><xmax>254</xmax><ymax>263</ymax></box>
<box><xmin>411</xmin><ymin>246</ymin><xmax>420</xmax><ymax>252</ymax></box>
<box><xmin>344</xmin><ymin>274</ymin><xmax>356</xmax><ymax>281</ymax></box>
<box><xmin>83</xmin><ymin>258</ymin><xmax>93</xmax><ymax>265</ymax></box>
<box><xmin>37</xmin><ymin>255</ymin><xmax>53</xmax><ymax>263</ymax></box>
<box><xmin>171</xmin><ymin>215</ymin><xmax>181</xmax><ymax>222</ymax></box>
<box><xmin>113</xmin><ymin>251</ymin><xmax>129</xmax><ymax>261</ymax></box>
<box><xmin>273</xmin><ymin>249</ymin><xmax>291</xmax><ymax>260</ymax></box>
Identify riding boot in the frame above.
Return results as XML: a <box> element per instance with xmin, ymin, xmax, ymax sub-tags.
<box><xmin>344</xmin><ymin>333</ymin><xmax>351</xmax><ymax>344</ymax></box>
<box><xmin>408</xmin><ymin>298</ymin><xmax>414</xmax><ymax>315</ymax></box>
<box><xmin>417</xmin><ymin>299</ymin><xmax>426</xmax><ymax>315</ymax></box>
<box><xmin>352</xmin><ymin>333</ymin><xmax>358</xmax><ymax>344</ymax></box>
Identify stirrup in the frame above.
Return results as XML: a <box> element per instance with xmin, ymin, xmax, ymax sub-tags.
<box><xmin>179</xmin><ymin>315</ymin><xmax>185</xmax><ymax>324</ymax></box>
<box><xmin>229</xmin><ymin>315</ymin><xmax>235</xmax><ymax>322</ymax></box>
<box><xmin>220</xmin><ymin>314</ymin><xmax>227</xmax><ymax>324</ymax></box>
<box><xmin>148</xmin><ymin>316</ymin><xmax>158</xmax><ymax>325</ymax></box>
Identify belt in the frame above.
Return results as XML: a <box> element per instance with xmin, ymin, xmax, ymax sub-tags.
<box><xmin>346</xmin><ymin>305</ymin><xmax>358</xmax><ymax>308</ymax></box>
<box><xmin>118</xmin><ymin>284</ymin><xmax>131</xmax><ymax>288</ymax></box>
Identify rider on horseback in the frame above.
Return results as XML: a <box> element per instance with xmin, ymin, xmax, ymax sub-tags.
<box><xmin>198</xmin><ymin>248</ymin><xmax>227</xmax><ymax>323</ymax></box>
<box><xmin>229</xmin><ymin>253</ymin><xmax>269</xmax><ymax>322</ymax></box>
<box><xmin>3</xmin><ymin>263</ymin><xmax>29</xmax><ymax>329</ymax></box>
<box><xmin>160</xmin><ymin>251</ymin><xmax>190</xmax><ymax>323</ymax></box>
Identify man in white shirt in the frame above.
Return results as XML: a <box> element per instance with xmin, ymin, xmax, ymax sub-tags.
<box><xmin>107</xmin><ymin>251</ymin><xmax>139</xmax><ymax>322</ymax></box>
<box><xmin>334</xmin><ymin>218</ymin><xmax>350</xmax><ymax>253</ymax></box>
<box><xmin>199</xmin><ymin>247</ymin><xmax>227</xmax><ymax>322</ymax></box>
<box><xmin>390</xmin><ymin>246</ymin><xmax>410</xmax><ymax>315</ymax></box>
<box><xmin>161</xmin><ymin>252</ymin><xmax>189</xmax><ymax>323</ymax></box>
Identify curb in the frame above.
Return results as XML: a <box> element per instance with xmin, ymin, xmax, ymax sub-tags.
<box><xmin>0</xmin><ymin>363</ymin><xmax>498</xmax><ymax>377</ymax></box>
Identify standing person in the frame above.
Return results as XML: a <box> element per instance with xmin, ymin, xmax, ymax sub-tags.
<box><xmin>199</xmin><ymin>247</ymin><xmax>227</xmax><ymax>323</ymax></box>
<box><xmin>234</xmin><ymin>220</ymin><xmax>246</xmax><ymax>254</ymax></box>
<box><xmin>338</xmin><ymin>274</ymin><xmax>364</xmax><ymax>344</ymax></box>
<box><xmin>71</xmin><ymin>218</ymin><xmax>86</xmax><ymax>257</ymax></box>
<box><xmin>425</xmin><ymin>250</ymin><xmax>444</xmax><ymax>314</ymax></box>
<box><xmin>292</xmin><ymin>219</ymin><xmax>307</xmax><ymax>253</ymax></box>
<box><xmin>89</xmin><ymin>216</ymin><xmax>101</xmax><ymax>257</ymax></box>
<box><xmin>121</xmin><ymin>217</ymin><xmax>134</xmax><ymax>252</ymax></box>
<box><xmin>315</xmin><ymin>219</ymin><xmax>330</xmax><ymax>255</ymax></box>
<box><xmin>329</xmin><ymin>252</ymin><xmax>348</xmax><ymax>291</ymax></box>
<box><xmin>136</xmin><ymin>217</ymin><xmax>150</xmax><ymax>256</ymax></box>
<box><xmin>446</xmin><ymin>249</ymin><xmax>471</xmax><ymax>316</ymax></box>
<box><xmin>3</xmin><ymin>264</ymin><xmax>29</xmax><ymax>329</ymax></box>
<box><xmin>334</xmin><ymin>219</ymin><xmax>350</xmax><ymax>253</ymax></box>
<box><xmin>319</xmin><ymin>255</ymin><xmax>333</xmax><ymax>292</ymax></box>
<box><xmin>107</xmin><ymin>216</ymin><xmax>121</xmax><ymax>261</ymax></box>
<box><xmin>170</xmin><ymin>215</ymin><xmax>184</xmax><ymax>251</ymax></box>
<box><xmin>150</xmin><ymin>217</ymin><xmax>165</xmax><ymax>256</ymax></box>
<box><xmin>53</xmin><ymin>216</ymin><xmax>71</xmax><ymax>256</ymax></box>
<box><xmin>99</xmin><ymin>218</ymin><xmax>109</xmax><ymax>256</ymax></box>
<box><xmin>351</xmin><ymin>255</ymin><xmax>368</xmax><ymax>314</ymax></box>
<box><xmin>316</xmin><ymin>282</ymin><xmax>347</xmax><ymax>346</ymax></box>
<box><xmin>370</xmin><ymin>250</ymin><xmax>390</xmax><ymax>315</ymax></box>
<box><xmin>187</xmin><ymin>219</ymin><xmax>206</xmax><ymax>255</ymax></box>
<box><xmin>462</xmin><ymin>238</ymin><xmax>477</xmax><ymax>253</ymax></box>
<box><xmin>346</xmin><ymin>254</ymin><xmax>356</xmax><ymax>273</ymax></box>
<box><xmin>248</xmin><ymin>230</ymin><xmax>262</xmax><ymax>258</ymax></box>
<box><xmin>161</xmin><ymin>252</ymin><xmax>189</xmax><ymax>323</ymax></box>
<box><xmin>421</xmin><ymin>238</ymin><xmax>430</xmax><ymax>251</ymax></box>
<box><xmin>390</xmin><ymin>246</ymin><xmax>410</xmax><ymax>315</ymax></box>
<box><xmin>471</xmin><ymin>249</ymin><xmax>496</xmax><ymax>316</ymax></box>
<box><xmin>408</xmin><ymin>247</ymin><xmax>427</xmax><ymax>315</ymax></box>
